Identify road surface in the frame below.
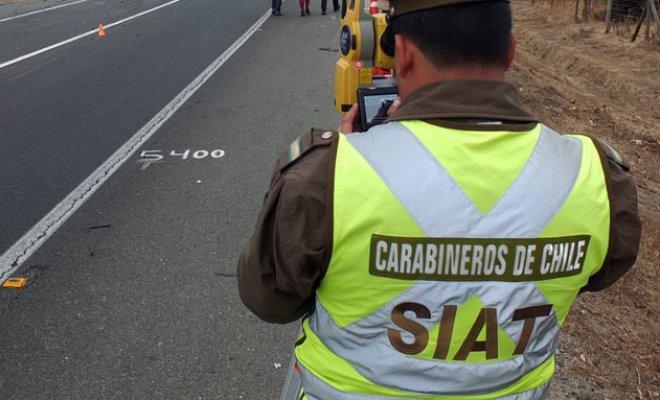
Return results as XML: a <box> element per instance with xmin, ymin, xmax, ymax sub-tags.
<box><xmin>0</xmin><ymin>0</ymin><xmax>341</xmax><ymax>398</ymax></box>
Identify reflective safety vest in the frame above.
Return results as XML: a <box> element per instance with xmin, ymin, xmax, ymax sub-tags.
<box><xmin>294</xmin><ymin>121</ymin><xmax>611</xmax><ymax>400</ymax></box>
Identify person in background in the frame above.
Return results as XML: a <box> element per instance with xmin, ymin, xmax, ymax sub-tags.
<box><xmin>300</xmin><ymin>0</ymin><xmax>311</xmax><ymax>16</ymax></box>
<box><xmin>321</xmin><ymin>0</ymin><xmax>340</xmax><ymax>15</ymax></box>
<box><xmin>272</xmin><ymin>0</ymin><xmax>282</xmax><ymax>16</ymax></box>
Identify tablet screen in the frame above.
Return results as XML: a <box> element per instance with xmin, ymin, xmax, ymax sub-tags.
<box><xmin>363</xmin><ymin>93</ymin><xmax>399</xmax><ymax>128</ymax></box>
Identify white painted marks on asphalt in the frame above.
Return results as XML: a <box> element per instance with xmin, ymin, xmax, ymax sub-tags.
<box><xmin>0</xmin><ymin>0</ymin><xmax>91</xmax><ymax>24</ymax></box>
<box><xmin>0</xmin><ymin>0</ymin><xmax>182</xmax><ymax>70</ymax></box>
<box><xmin>136</xmin><ymin>149</ymin><xmax>226</xmax><ymax>170</ymax></box>
<box><xmin>0</xmin><ymin>9</ymin><xmax>272</xmax><ymax>284</ymax></box>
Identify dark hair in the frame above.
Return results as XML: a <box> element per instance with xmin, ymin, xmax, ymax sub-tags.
<box><xmin>392</xmin><ymin>2</ymin><xmax>512</xmax><ymax>69</ymax></box>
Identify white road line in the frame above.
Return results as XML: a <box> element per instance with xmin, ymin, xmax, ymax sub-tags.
<box><xmin>0</xmin><ymin>9</ymin><xmax>272</xmax><ymax>284</ymax></box>
<box><xmin>0</xmin><ymin>0</ymin><xmax>182</xmax><ymax>70</ymax></box>
<box><xmin>0</xmin><ymin>0</ymin><xmax>91</xmax><ymax>24</ymax></box>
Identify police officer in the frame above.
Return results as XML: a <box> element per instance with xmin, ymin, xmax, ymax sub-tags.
<box><xmin>237</xmin><ymin>0</ymin><xmax>642</xmax><ymax>398</ymax></box>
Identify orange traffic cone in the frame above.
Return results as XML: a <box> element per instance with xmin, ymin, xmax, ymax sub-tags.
<box><xmin>369</xmin><ymin>0</ymin><xmax>379</xmax><ymax>14</ymax></box>
<box><xmin>98</xmin><ymin>24</ymin><xmax>106</xmax><ymax>38</ymax></box>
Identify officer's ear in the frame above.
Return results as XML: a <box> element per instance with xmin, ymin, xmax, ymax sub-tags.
<box><xmin>505</xmin><ymin>33</ymin><xmax>517</xmax><ymax>71</ymax></box>
<box><xmin>394</xmin><ymin>33</ymin><xmax>415</xmax><ymax>79</ymax></box>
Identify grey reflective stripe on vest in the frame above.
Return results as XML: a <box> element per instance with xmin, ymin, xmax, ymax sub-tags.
<box><xmin>298</xmin><ymin>362</ymin><xmax>551</xmax><ymax>400</ymax></box>
<box><xmin>301</xmin><ymin>123</ymin><xmax>582</xmax><ymax>399</ymax></box>
<box><xmin>346</xmin><ymin>123</ymin><xmax>583</xmax><ymax>238</ymax></box>
<box><xmin>472</xmin><ymin>125</ymin><xmax>584</xmax><ymax>237</ymax></box>
<box><xmin>309</xmin><ymin>283</ymin><xmax>557</xmax><ymax>396</ymax></box>
<box><xmin>345</xmin><ymin>122</ymin><xmax>481</xmax><ymax>237</ymax></box>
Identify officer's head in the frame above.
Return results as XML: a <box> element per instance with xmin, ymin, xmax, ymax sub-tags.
<box><xmin>382</xmin><ymin>0</ymin><xmax>514</xmax><ymax>98</ymax></box>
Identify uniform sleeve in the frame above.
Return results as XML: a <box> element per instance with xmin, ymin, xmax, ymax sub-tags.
<box><xmin>237</xmin><ymin>130</ymin><xmax>336</xmax><ymax>323</ymax></box>
<box><xmin>581</xmin><ymin>138</ymin><xmax>642</xmax><ymax>293</ymax></box>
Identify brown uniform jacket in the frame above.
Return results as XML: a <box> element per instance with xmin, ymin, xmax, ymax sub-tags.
<box><xmin>237</xmin><ymin>80</ymin><xmax>642</xmax><ymax>324</ymax></box>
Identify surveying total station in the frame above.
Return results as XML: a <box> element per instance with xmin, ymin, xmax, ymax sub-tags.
<box><xmin>334</xmin><ymin>0</ymin><xmax>398</xmax><ymax>130</ymax></box>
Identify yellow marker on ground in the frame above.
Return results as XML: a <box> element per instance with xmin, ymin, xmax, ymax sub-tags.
<box><xmin>2</xmin><ymin>278</ymin><xmax>27</xmax><ymax>288</ymax></box>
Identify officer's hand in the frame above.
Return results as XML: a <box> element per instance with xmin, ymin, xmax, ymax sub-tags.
<box><xmin>339</xmin><ymin>104</ymin><xmax>361</xmax><ymax>134</ymax></box>
<box><xmin>338</xmin><ymin>99</ymin><xmax>401</xmax><ymax>134</ymax></box>
<box><xmin>387</xmin><ymin>99</ymin><xmax>401</xmax><ymax>117</ymax></box>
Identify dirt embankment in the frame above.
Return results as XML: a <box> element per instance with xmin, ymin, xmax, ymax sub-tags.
<box><xmin>509</xmin><ymin>2</ymin><xmax>659</xmax><ymax>399</ymax></box>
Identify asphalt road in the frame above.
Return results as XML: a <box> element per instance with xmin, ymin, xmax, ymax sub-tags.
<box><xmin>0</xmin><ymin>0</ymin><xmax>341</xmax><ymax>398</ymax></box>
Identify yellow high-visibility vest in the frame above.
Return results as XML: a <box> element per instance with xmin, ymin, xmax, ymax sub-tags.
<box><xmin>295</xmin><ymin>121</ymin><xmax>610</xmax><ymax>400</ymax></box>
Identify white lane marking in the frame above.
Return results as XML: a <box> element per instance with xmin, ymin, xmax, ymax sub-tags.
<box><xmin>0</xmin><ymin>0</ymin><xmax>182</xmax><ymax>70</ymax></box>
<box><xmin>0</xmin><ymin>0</ymin><xmax>91</xmax><ymax>24</ymax></box>
<box><xmin>0</xmin><ymin>9</ymin><xmax>272</xmax><ymax>283</ymax></box>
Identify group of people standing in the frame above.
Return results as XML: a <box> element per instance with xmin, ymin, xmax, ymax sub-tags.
<box><xmin>271</xmin><ymin>0</ymin><xmax>340</xmax><ymax>16</ymax></box>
